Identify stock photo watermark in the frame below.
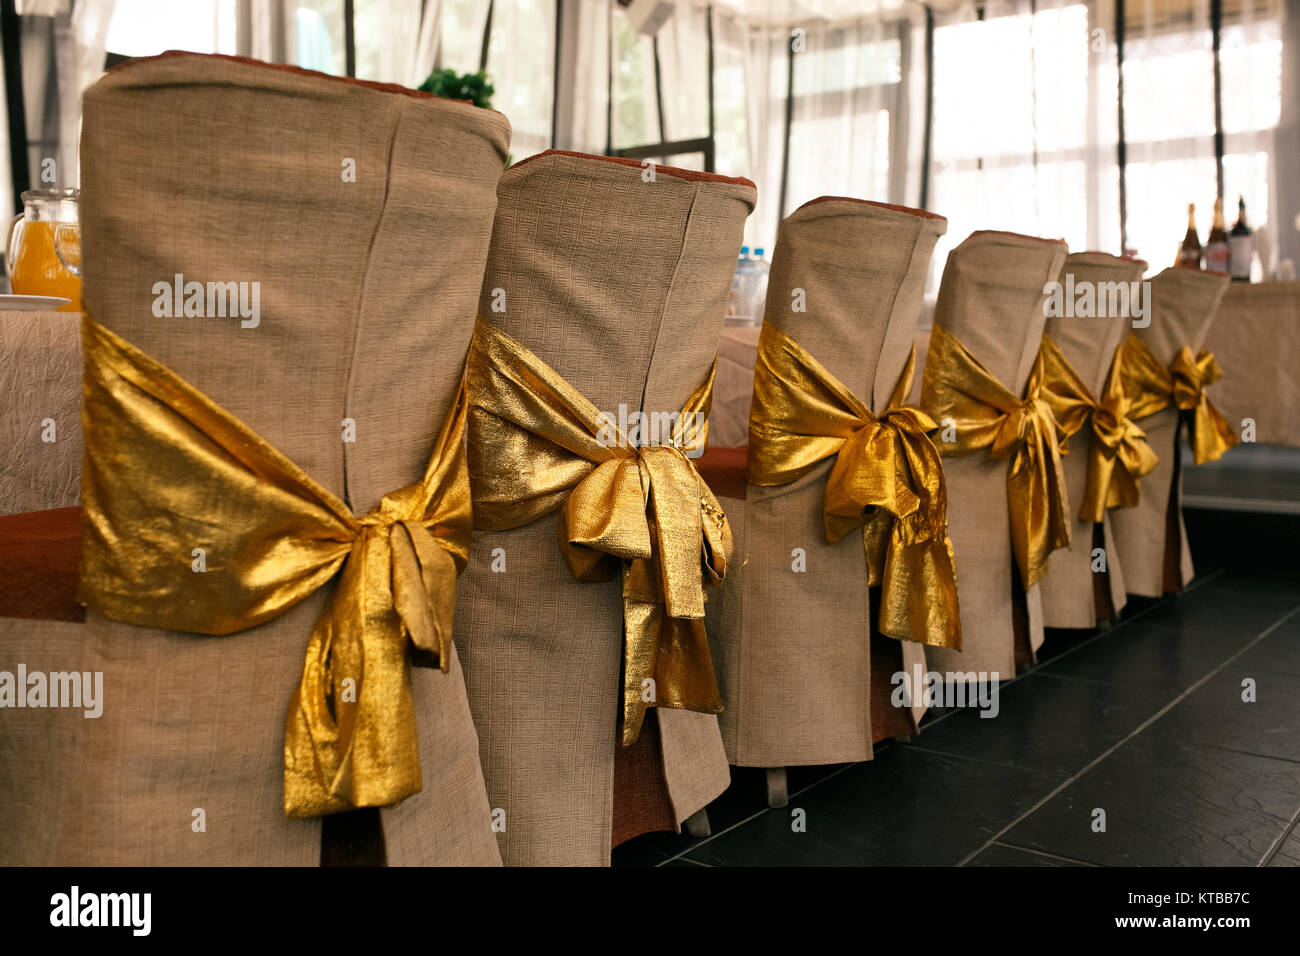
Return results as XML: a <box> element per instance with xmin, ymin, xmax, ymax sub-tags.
<box><xmin>1043</xmin><ymin>273</ymin><xmax>1150</xmax><ymax>328</ymax></box>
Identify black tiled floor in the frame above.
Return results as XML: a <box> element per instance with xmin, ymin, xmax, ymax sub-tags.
<box><xmin>613</xmin><ymin>531</ymin><xmax>1300</xmax><ymax>867</ymax></box>
<box><xmin>967</xmin><ymin>843</ymin><xmax>1095</xmax><ymax>867</ymax></box>
<box><xmin>677</xmin><ymin>747</ymin><xmax>1063</xmax><ymax>867</ymax></box>
<box><xmin>999</xmin><ymin>736</ymin><xmax>1300</xmax><ymax>866</ymax></box>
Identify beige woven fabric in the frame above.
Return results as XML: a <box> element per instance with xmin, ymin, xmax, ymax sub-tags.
<box><xmin>0</xmin><ymin>52</ymin><xmax>510</xmax><ymax>866</ymax></box>
<box><xmin>0</xmin><ymin>311</ymin><xmax>82</xmax><ymax>516</ymax></box>
<box><xmin>711</xmin><ymin>324</ymin><xmax>762</xmax><ymax>448</ymax></box>
<box><xmin>704</xmin><ymin>198</ymin><xmax>946</xmax><ymax>768</ymax></box>
<box><xmin>1037</xmin><ymin>253</ymin><xmax>1142</xmax><ymax>628</ymax></box>
<box><xmin>1202</xmin><ymin>281</ymin><xmax>1300</xmax><ymax>448</ymax></box>
<box><xmin>1110</xmin><ymin>267</ymin><xmax>1230</xmax><ymax>598</ymax></box>
<box><xmin>453</xmin><ymin>150</ymin><xmax>755</xmax><ymax>866</ymax></box>
<box><xmin>924</xmin><ymin>231</ymin><xmax>1067</xmax><ymax>679</ymax></box>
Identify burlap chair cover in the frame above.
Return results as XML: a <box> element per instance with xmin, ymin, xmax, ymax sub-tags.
<box><xmin>1110</xmin><ymin>267</ymin><xmax>1230</xmax><ymax>597</ymax></box>
<box><xmin>1037</xmin><ymin>252</ymin><xmax>1145</xmax><ymax>628</ymax></box>
<box><xmin>0</xmin><ymin>311</ymin><xmax>82</xmax><ymax>516</ymax></box>
<box><xmin>1202</xmin><ymin>280</ymin><xmax>1300</xmax><ymax>448</ymax></box>
<box><xmin>0</xmin><ymin>52</ymin><xmax>510</xmax><ymax>865</ymax></box>
<box><xmin>703</xmin><ymin>197</ymin><xmax>946</xmax><ymax>768</ymax></box>
<box><xmin>452</xmin><ymin>149</ymin><xmax>755</xmax><ymax>866</ymax></box>
<box><xmin>923</xmin><ymin>231</ymin><xmax>1067</xmax><ymax>679</ymax></box>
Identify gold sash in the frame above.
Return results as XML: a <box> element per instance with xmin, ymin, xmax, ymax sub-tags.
<box><xmin>464</xmin><ymin>319</ymin><xmax>729</xmax><ymax>746</ymax></box>
<box><xmin>1119</xmin><ymin>334</ymin><xmax>1237</xmax><ymax>464</ymax></box>
<box><xmin>78</xmin><ymin>317</ymin><xmax>471</xmax><ymax>818</ymax></box>
<box><xmin>920</xmin><ymin>322</ymin><xmax>1071</xmax><ymax>589</ymax></box>
<box><xmin>747</xmin><ymin>323</ymin><xmax>960</xmax><ymax>650</ymax></box>
<box><xmin>1037</xmin><ymin>336</ymin><xmax>1158</xmax><ymax>523</ymax></box>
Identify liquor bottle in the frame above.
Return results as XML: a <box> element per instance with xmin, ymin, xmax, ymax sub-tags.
<box><xmin>1204</xmin><ymin>198</ymin><xmax>1230</xmax><ymax>274</ymax></box>
<box><xmin>1177</xmin><ymin>203</ymin><xmax>1202</xmax><ymax>269</ymax></box>
<box><xmin>1229</xmin><ymin>196</ymin><xmax>1253</xmax><ymax>282</ymax></box>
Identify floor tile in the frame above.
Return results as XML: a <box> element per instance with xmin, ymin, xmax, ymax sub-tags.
<box><xmin>1142</xmin><ymin>664</ymin><xmax>1300</xmax><ymax>764</ymax></box>
<box><xmin>966</xmin><ymin>843</ymin><xmax>1094</xmax><ymax>866</ymax></box>
<box><xmin>678</xmin><ymin>747</ymin><xmax>1063</xmax><ymax>867</ymax></box>
<box><xmin>1001</xmin><ymin>735</ymin><xmax>1300</xmax><ymax>866</ymax></box>
<box><xmin>1265</xmin><ymin>828</ymin><xmax>1300</xmax><ymax>867</ymax></box>
<box><xmin>900</xmin><ymin>671</ymin><xmax>1167</xmax><ymax>776</ymax></box>
<box><xmin>1236</xmin><ymin>611</ymin><xmax>1300</xmax><ymax>679</ymax></box>
<box><xmin>611</xmin><ymin>763</ymin><xmax>848</xmax><ymax>866</ymax></box>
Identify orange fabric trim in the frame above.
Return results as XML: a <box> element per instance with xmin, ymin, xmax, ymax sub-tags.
<box><xmin>109</xmin><ymin>50</ymin><xmax>499</xmax><ymax>116</ymax></box>
<box><xmin>797</xmin><ymin>195</ymin><xmax>947</xmax><ymax>221</ymax></box>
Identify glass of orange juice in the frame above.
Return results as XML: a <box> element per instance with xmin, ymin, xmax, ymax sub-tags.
<box><xmin>5</xmin><ymin>188</ymin><xmax>82</xmax><ymax>312</ymax></box>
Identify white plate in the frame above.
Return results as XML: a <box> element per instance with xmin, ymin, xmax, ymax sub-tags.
<box><xmin>0</xmin><ymin>294</ymin><xmax>72</xmax><ymax>311</ymax></box>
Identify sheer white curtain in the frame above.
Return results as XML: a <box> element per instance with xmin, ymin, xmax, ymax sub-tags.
<box><xmin>783</xmin><ymin>14</ymin><xmax>898</xmax><ymax>217</ymax></box>
<box><xmin>928</xmin><ymin>0</ymin><xmax>1119</xmax><ymax>294</ymax></box>
<box><xmin>1122</xmin><ymin>0</ymin><xmax>1219</xmax><ymax>270</ymax></box>
<box><xmin>50</xmin><ymin>0</ymin><xmax>116</xmax><ymax>187</ymax></box>
<box><xmin>739</xmin><ymin>23</ymin><xmax>787</xmax><ymax>248</ymax></box>
<box><xmin>485</xmin><ymin>0</ymin><xmax>555</xmax><ymax>158</ymax></box>
<box><xmin>655</xmin><ymin>0</ymin><xmax>710</xmax><ymax>170</ymax></box>
<box><xmin>565</xmin><ymin>0</ymin><xmax>610</xmax><ymax>153</ymax></box>
<box><xmin>1218</xmin><ymin>0</ymin><xmax>1285</xmax><ymax>277</ymax></box>
<box><xmin>436</xmin><ymin>0</ymin><xmax>491</xmax><ymax>73</ymax></box>
<box><xmin>609</xmin><ymin>3</ymin><xmax>660</xmax><ymax>150</ymax></box>
<box><xmin>1124</xmin><ymin>0</ymin><xmax>1285</xmax><ymax>275</ymax></box>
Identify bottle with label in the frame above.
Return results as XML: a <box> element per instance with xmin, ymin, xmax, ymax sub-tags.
<box><xmin>1177</xmin><ymin>203</ymin><xmax>1202</xmax><ymax>269</ymax></box>
<box><xmin>727</xmin><ymin>246</ymin><xmax>752</xmax><ymax>323</ymax></box>
<box><xmin>1204</xmin><ymin>198</ymin><xmax>1230</xmax><ymax>274</ymax></box>
<box><xmin>1229</xmin><ymin>196</ymin><xmax>1253</xmax><ymax>282</ymax></box>
<box><xmin>749</xmin><ymin>247</ymin><xmax>770</xmax><ymax>324</ymax></box>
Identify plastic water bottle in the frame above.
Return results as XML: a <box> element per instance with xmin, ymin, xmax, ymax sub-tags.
<box><xmin>727</xmin><ymin>247</ymin><xmax>757</xmax><ymax>325</ymax></box>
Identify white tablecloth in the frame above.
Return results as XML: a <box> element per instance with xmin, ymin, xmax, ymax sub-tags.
<box><xmin>1</xmin><ymin>311</ymin><xmax>82</xmax><ymax>515</ymax></box>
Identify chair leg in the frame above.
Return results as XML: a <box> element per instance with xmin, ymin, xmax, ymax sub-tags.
<box><xmin>765</xmin><ymin>766</ymin><xmax>789</xmax><ymax>808</ymax></box>
<box><xmin>683</xmin><ymin>808</ymin><xmax>711</xmax><ymax>838</ymax></box>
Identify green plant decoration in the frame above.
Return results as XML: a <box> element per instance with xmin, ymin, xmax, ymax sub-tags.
<box><xmin>418</xmin><ymin>68</ymin><xmax>495</xmax><ymax>110</ymax></box>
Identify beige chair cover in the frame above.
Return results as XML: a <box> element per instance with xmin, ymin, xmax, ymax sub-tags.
<box><xmin>1201</xmin><ymin>280</ymin><xmax>1300</xmax><ymax>448</ymax></box>
<box><xmin>0</xmin><ymin>52</ymin><xmax>510</xmax><ymax>865</ymax></box>
<box><xmin>452</xmin><ymin>149</ymin><xmax>755</xmax><ymax>866</ymax></box>
<box><xmin>1037</xmin><ymin>252</ymin><xmax>1144</xmax><ymax>628</ymax></box>
<box><xmin>1110</xmin><ymin>267</ymin><xmax>1231</xmax><ymax>598</ymax></box>
<box><xmin>705</xmin><ymin>197</ymin><xmax>946</xmax><ymax>768</ymax></box>
<box><xmin>923</xmin><ymin>231</ymin><xmax>1067</xmax><ymax>679</ymax></box>
<box><xmin>0</xmin><ymin>311</ymin><xmax>82</xmax><ymax>516</ymax></box>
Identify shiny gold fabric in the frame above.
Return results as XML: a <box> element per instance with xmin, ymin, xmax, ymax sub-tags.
<box><xmin>747</xmin><ymin>323</ymin><xmax>960</xmax><ymax>649</ymax></box>
<box><xmin>464</xmin><ymin>318</ymin><xmax>729</xmax><ymax>746</ymax></box>
<box><xmin>1119</xmin><ymin>334</ymin><xmax>1237</xmax><ymax>465</ymax></box>
<box><xmin>920</xmin><ymin>322</ymin><xmax>1071</xmax><ymax>589</ymax></box>
<box><xmin>77</xmin><ymin>316</ymin><xmax>471</xmax><ymax>818</ymax></box>
<box><xmin>1037</xmin><ymin>335</ymin><xmax>1158</xmax><ymax>524</ymax></box>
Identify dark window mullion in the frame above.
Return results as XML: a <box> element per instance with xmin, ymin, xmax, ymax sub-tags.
<box><xmin>1116</xmin><ymin>0</ymin><xmax>1128</xmax><ymax>253</ymax></box>
<box><xmin>344</xmin><ymin>0</ymin><xmax>356</xmax><ymax>77</ymax></box>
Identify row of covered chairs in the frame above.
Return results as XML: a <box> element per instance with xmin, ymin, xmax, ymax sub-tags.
<box><xmin>0</xmin><ymin>51</ymin><xmax>1236</xmax><ymax>865</ymax></box>
<box><xmin>701</xmin><ymin>202</ymin><xmax>1235</xmax><ymax>804</ymax></box>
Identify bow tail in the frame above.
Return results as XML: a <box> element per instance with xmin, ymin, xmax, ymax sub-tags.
<box><xmin>873</xmin><ymin>430</ymin><xmax>961</xmax><ymax>650</ymax></box>
<box><xmin>284</xmin><ymin>529</ymin><xmax>422</xmax><ymax>817</ymax></box>
<box><xmin>619</xmin><ymin>560</ymin><xmax>723</xmax><ymax>747</ymax></box>
<box><xmin>1007</xmin><ymin>423</ymin><xmax>1072</xmax><ymax>589</ymax></box>
<box><xmin>1191</xmin><ymin>396</ymin><xmax>1238</xmax><ymax>464</ymax></box>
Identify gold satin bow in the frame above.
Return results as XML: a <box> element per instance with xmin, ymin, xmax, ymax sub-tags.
<box><xmin>1037</xmin><ymin>335</ymin><xmax>1158</xmax><ymax>523</ymax></box>
<box><xmin>1119</xmin><ymin>334</ymin><xmax>1238</xmax><ymax>464</ymax></box>
<box><xmin>920</xmin><ymin>322</ymin><xmax>1072</xmax><ymax>589</ymax></box>
<box><xmin>77</xmin><ymin>317</ymin><xmax>471</xmax><ymax>818</ymax></box>
<box><xmin>464</xmin><ymin>318</ymin><xmax>729</xmax><ymax>746</ymax></box>
<box><xmin>747</xmin><ymin>323</ymin><xmax>960</xmax><ymax>650</ymax></box>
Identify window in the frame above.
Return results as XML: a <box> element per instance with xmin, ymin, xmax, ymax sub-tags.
<box><xmin>105</xmin><ymin>0</ymin><xmax>238</xmax><ymax>58</ymax></box>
